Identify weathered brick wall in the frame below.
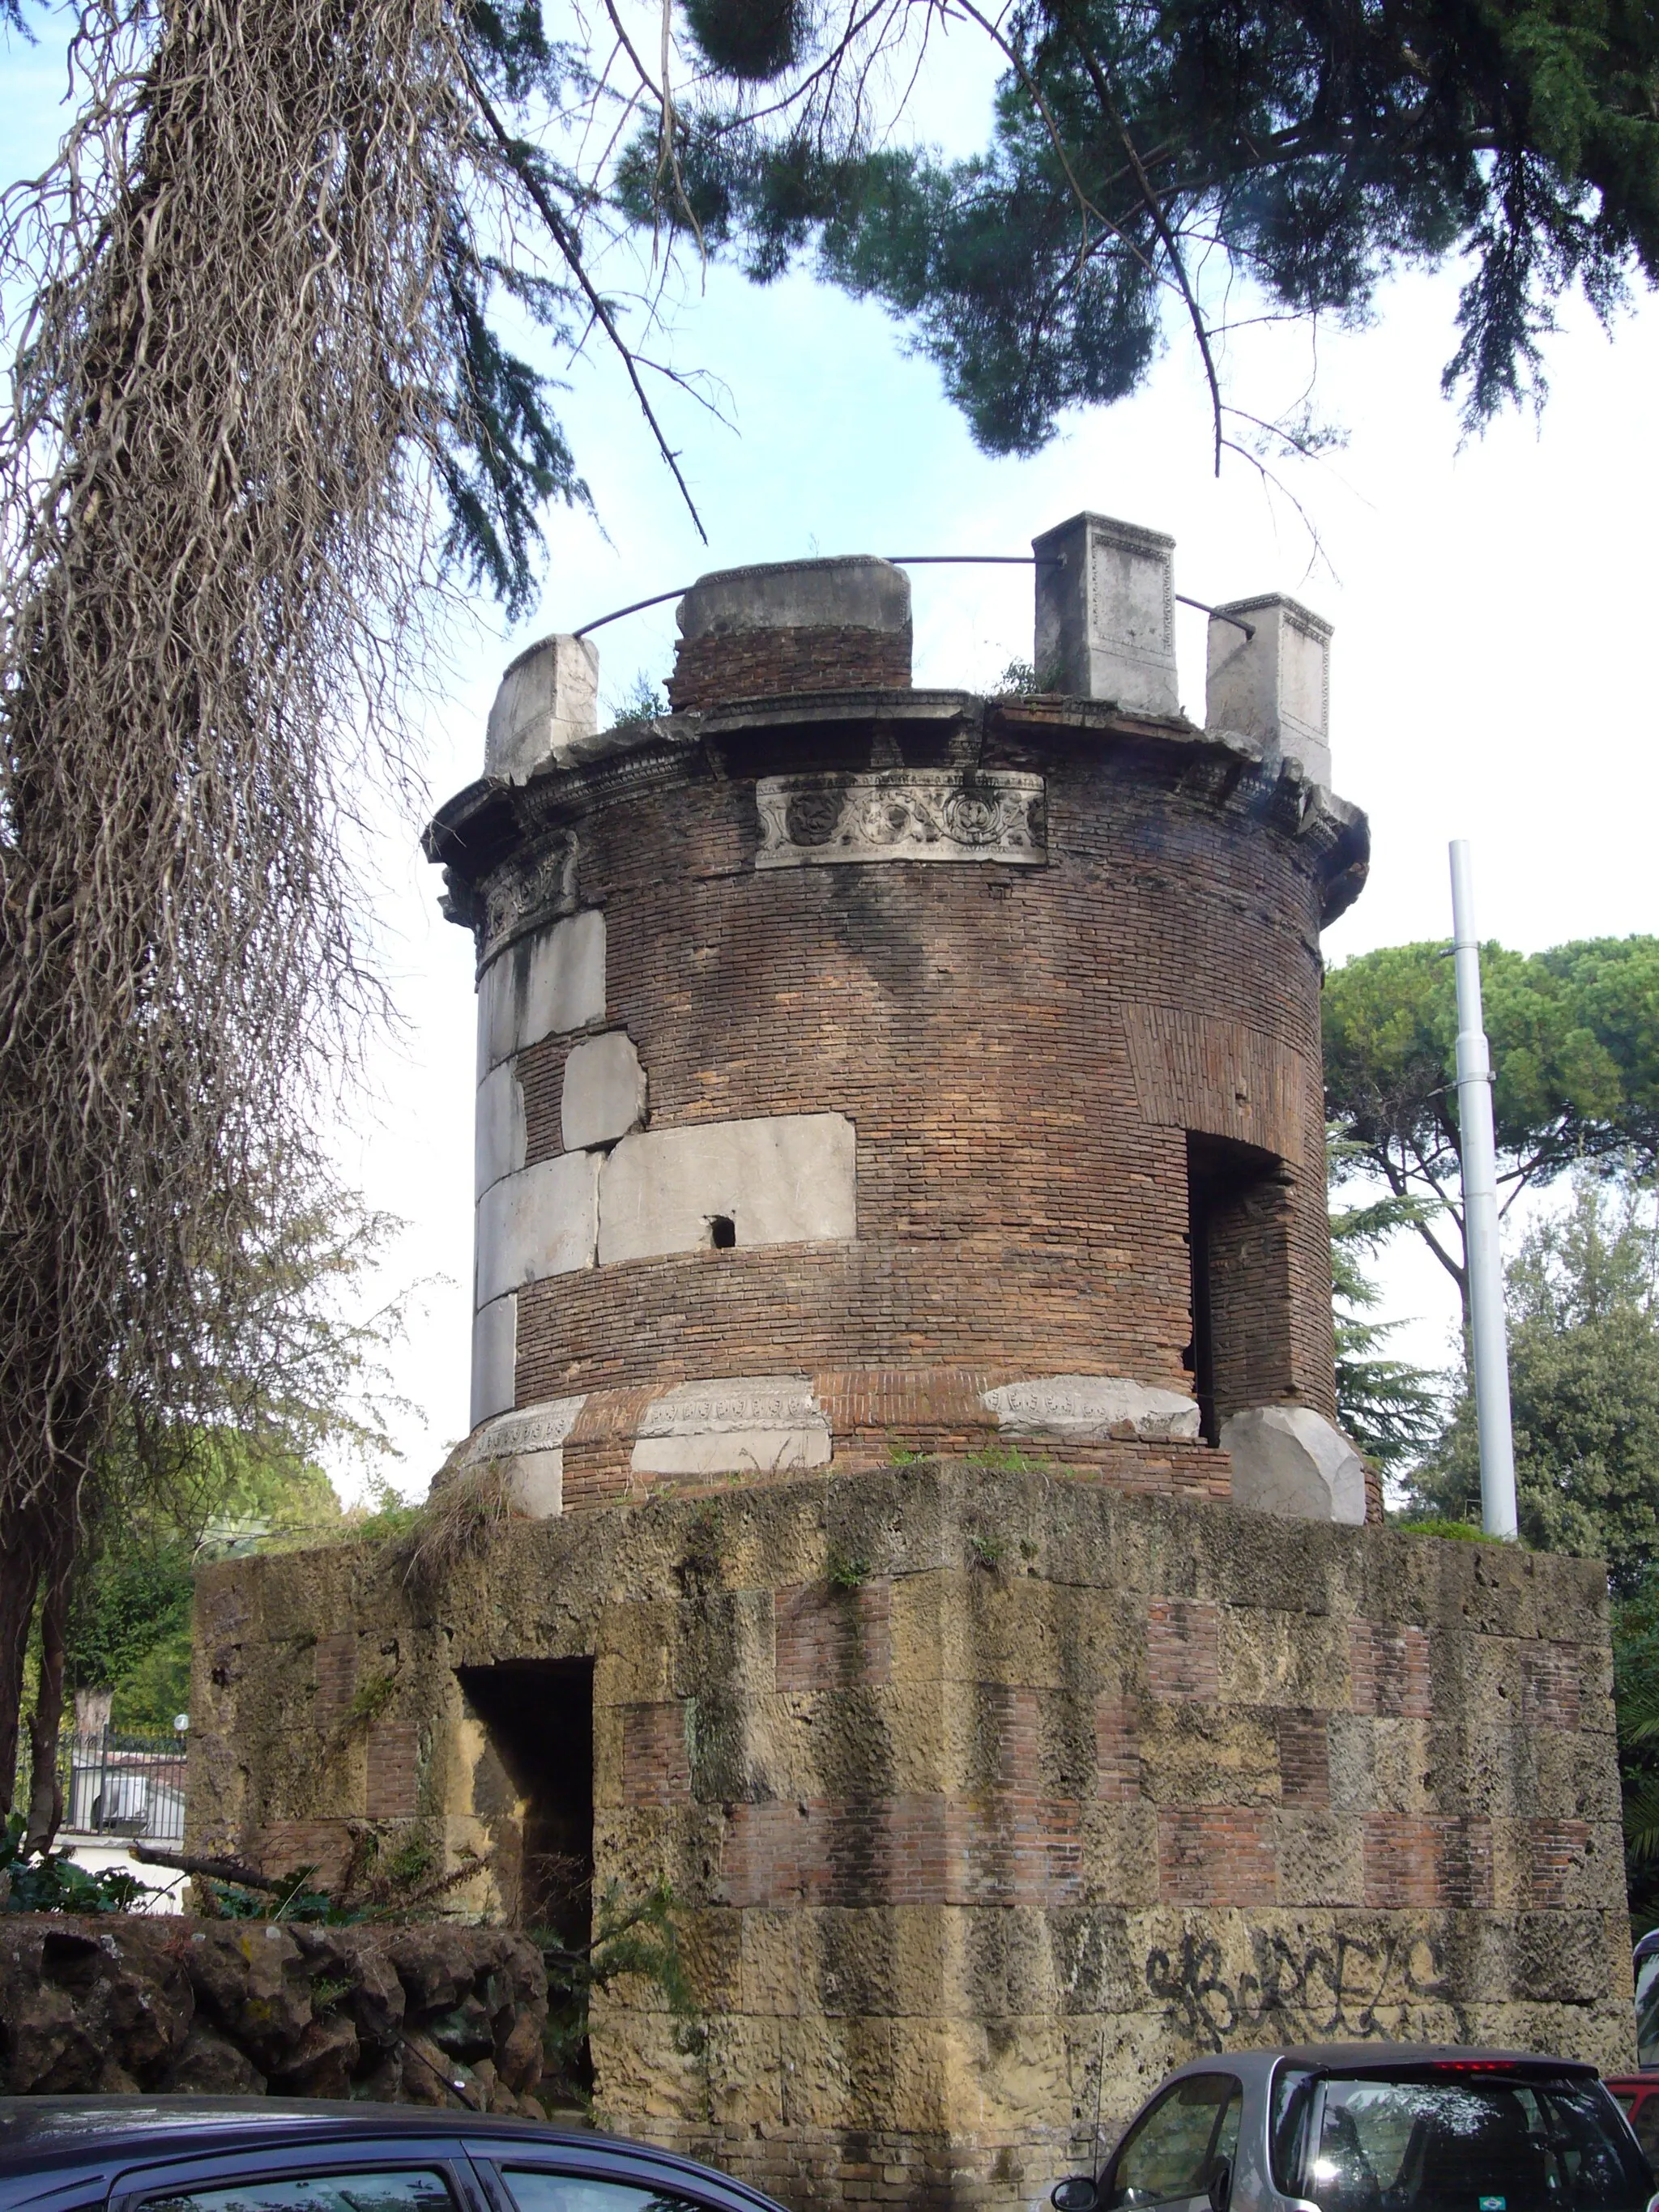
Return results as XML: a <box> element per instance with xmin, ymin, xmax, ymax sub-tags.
<box><xmin>666</xmin><ymin>625</ymin><xmax>913</xmax><ymax>709</ymax></box>
<box><xmin>502</xmin><ymin>709</ymin><xmax>1339</xmax><ymax>1507</ymax></box>
<box><xmin>190</xmin><ymin>1468</ymin><xmax>1633</xmax><ymax>2211</ymax></box>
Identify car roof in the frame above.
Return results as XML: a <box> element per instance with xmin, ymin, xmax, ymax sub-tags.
<box><xmin>0</xmin><ymin>2101</ymin><xmax>780</xmax><ymax>2210</ymax></box>
<box><xmin>1157</xmin><ymin>2044</ymin><xmax>1601</xmax><ymax>2089</ymax></box>
<box><xmin>1277</xmin><ymin>2045</ymin><xmax>1600</xmax><ymax>2075</ymax></box>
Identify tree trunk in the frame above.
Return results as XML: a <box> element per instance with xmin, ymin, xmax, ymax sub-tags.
<box><xmin>0</xmin><ymin>1534</ymin><xmax>42</xmax><ymax>1818</ymax></box>
<box><xmin>0</xmin><ymin>1422</ymin><xmax>87</xmax><ymax>1822</ymax></box>
<box><xmin>22</xmin><ymin>1528</ymin><xmax>74</xmax><ymax>1854</ymax></box>
<box><xmin>74</xmin><ymin>1686</ymin><xmax>114</xmax><ymax>1738</ymax></box>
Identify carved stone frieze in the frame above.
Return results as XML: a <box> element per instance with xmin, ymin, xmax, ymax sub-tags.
<box><xmin>632</xmin><ymin>1375</ymin><xmax>832</xmax><ymax>1477</ymax></box>
<box><xmin>471</xmin><ymin>834</ymin><xmax>579</xmax><ymax>973</ymax></box>
<box><xmin>755</xmin><ymin>771</ymin><xmax>1044</xmax><ymax>868</ymax></box>
<box><xmin>463</xmin><ymin>1393</ymin><xmax>586</xmax><ymax>1464</ymax></box>
<box><xmin>982</xmin><ymin>1375</ymin><xmax>1201</xmax><ymax>1443</ymax></box>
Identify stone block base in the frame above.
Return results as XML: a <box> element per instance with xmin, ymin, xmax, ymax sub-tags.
<box><xmin>190</xmin><ymin>1463</ymin><xmax>1633</xmax><ymax>2209</ymax></box>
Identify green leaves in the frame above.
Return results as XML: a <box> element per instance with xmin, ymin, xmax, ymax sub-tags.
<box><xmin>1614</xmin><ymin>1572</ymin><xmax>1659</xmax><ymax>1925</ymax></box>
<box><xmin>1409</xmin><ymin>1182</ymin><xmax>1659</xmax><ymax>1589</ymax></box>
<box><xmin>0</xmin><ymin>1812</ymin><xmax>154</xmax><ymax>1914</ymax></box>
<box><xmin>681</xmin><ymin>0</ymin><xmax>806</xmax><ymax>80</ymax></box>
<box><xmin>62</xmin><ymin>1543</ymin><xmax>193</xmax><ymax>1700</ymax></box>
<box><xmin>435</xmin><ymin>226</ymin><xmax>588</xmax><ymax>620</ymax></box>
<box><xmin>634</xmin><ymin>0</ymin><xmax>1659</xmax><ymax>454</ymax></box>
<box><xmin>1324</xmin><ymin>936</ymin><xmax>1659</xmax><ymax>1297</ymax></box>
<box><xmin>1329</xmin><ymin>1181</ymin><xmax>1444</xmax><ymax>1471</ymax></box>
<box><xmin>536</xmin><ymin>1876</ymin><xmax>695</xmax><ymax>2107</ymax></box>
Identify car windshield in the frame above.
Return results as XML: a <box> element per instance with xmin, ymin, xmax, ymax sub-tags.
<box><xmin>1271</xmin><ymin>2071</ymin><xmax>1651</xmax><ymax>2212</ymax></box>
<box><xmin>1637</xmin><ymin>1950</ymin><xmax>1659</xmax><ymax>2070</ymax></box>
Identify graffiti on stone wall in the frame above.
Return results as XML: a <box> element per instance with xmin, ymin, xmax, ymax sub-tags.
<box><xmin>1145</xmin><ymin>1928</ymin><xmax>1449</xmax><ymax>2052</ymax></box>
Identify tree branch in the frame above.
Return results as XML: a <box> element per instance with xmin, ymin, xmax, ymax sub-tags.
<box><xmin>130</xmin><ymin>1842</ymin><xmax>287</xmax><ymax>1891</ymax></box>
<box><xmin>1372</xmin><ymin>1143</ymin><xmax>1470</xmax><ymax>1302</ymax></box>
<box><xmin>462</xmin><ymin>58</ymin><xmax>709</xmax><ymax>542</ymax></box>
<box><xmin>1056</xmin><ymin>13</ymin><xmax>1223</xmax><ymax>472</ymax></box>
<box><xmin>945</xmin><ymin>0</ymin><xmax>1148</xmax><ymax>276</ymax></box>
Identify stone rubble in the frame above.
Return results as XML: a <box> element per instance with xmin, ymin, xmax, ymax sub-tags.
<box><xmin>0</xmin><ymin>1914</ymin><xmax>550</xmax><ymax>2109</ymax></box>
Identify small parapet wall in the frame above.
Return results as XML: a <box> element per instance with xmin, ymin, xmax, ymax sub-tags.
<box><xmin>186</xmin><ymin>1463</ymin><xmax>1633</xmax><ymax>2210</ymax></box>
<box><xmin>0</xmin><ymin>1915</ymin><xmax>548</xmax><ymax>2106</ymax></box>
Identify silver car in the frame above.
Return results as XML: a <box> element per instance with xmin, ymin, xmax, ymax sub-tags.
<box><xmin>1051</xmin><ymin>2045</ymin><xmax>1657</xmax><ymax>2212</ymax></box>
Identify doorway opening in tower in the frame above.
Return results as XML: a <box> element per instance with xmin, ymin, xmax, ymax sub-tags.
<box><xmin>1184</xmin><ymin>1132</ymin><xmax>1294</xmax><ymax>1444</ymax></box>
<box><xmin>456</xmin><ymin>1656</ymin><xmax>594</xmax><ymax>1948</ymax></box>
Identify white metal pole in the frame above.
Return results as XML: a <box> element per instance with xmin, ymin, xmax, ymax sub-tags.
<box><xmin>1449</xmin><ymin>840</ymin><xmax>1518</xmax><ymax>1540</ymax></box>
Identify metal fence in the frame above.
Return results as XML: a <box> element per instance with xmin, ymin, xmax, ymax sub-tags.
<box><xmin>13</xmin><ymin>1728</ymin><xmax>189</xmax><ymax>1844</ymax></box>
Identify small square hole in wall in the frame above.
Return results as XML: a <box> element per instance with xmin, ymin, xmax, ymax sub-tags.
<box><xmin>709</xmin><ymin>1214</ymin><xmax>736</xmax><ymax>1249</ymax></box>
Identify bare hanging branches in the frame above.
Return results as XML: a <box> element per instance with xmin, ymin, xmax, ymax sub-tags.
<box><xmin>0</xmin><ymin>0</ymin><xmax>477</xmax><ymax>1802</ymax></box>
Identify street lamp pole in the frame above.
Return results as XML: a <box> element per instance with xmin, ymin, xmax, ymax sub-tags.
<box><xmin>1449</xmin><ymin>839</ymin><xmax>1518</xmax><ymax>1541</ymax></box>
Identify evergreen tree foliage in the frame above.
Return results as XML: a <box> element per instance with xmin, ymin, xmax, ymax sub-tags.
<box><xmin>1610</xmin><ymin>1575</ymin><xmax>1659</xmax><ymax>1931</ymax></box>
<box><xmin>616</xmin><ymin>0</ymin><xmax>1659</xmax><ymax>458</ymax></box>
<box><xmin>1407</xmin><ymin>1180</ymin><xmax>1659</xmax><ymax>1588</ymax></box>
<box><xmin>1329</xmin><ymin>1180</ymin><xmax>1443</xmax><ymax>1473</ymax></box>
<box><xmin>1325</xmin><ymin>936</ymin><xmax>1659</xmax><ymax>1318</ymax></box>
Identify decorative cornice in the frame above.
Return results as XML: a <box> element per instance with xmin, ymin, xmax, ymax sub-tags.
<box><xmin>427</xmin><ymin>692</ymin><xmax>1368</xmax><ymax>928</ymax></box>
<box><xmin>756</xmin><ymin>769</ymin><xmax>1045</xmax><ymax>868</ymax></box>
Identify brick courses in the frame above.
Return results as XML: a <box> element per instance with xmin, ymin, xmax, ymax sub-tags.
<box><xmin>496</xmin><ymin>709</ymin><xmax>1341</xmax><ymax>1499</ymax></box>
<box><xmin>667</xmin><ymin>625</ymin><xmax>912</xmax><ymax>710</ymax></box>
<box><xmin>1273</xmin><ymin>1708</ymin><xmax>1330</xmax><ymax>1806</ymax></box>
<box><xmin>1157</xmin><ymin>1807</ymin><xmax>1277</xmax><ymax>1905</ymax></box>
<box><xmin>365</xmin><ymin>1721</ymin><xmax>420</xmax><ymax>1819</ymax></box>
<box><xmin>1350</xmin><ymin>1620</ymin><xmax>1432</xmax><ymax>1718</ymax></box>
<box><xmin>621</xmin><ymin>1702</ymin><xmax>692</xmax><ymax>1807</ymax></box>
<box><xmin>1145</xmin><ymin>1600</ymin><xmax>1221</xmax><ymax>1700</ymax></box>
<box><xmin>1524</xmin><ymin>1640</ymin><xmax>1584</xmax><ymax>1730</ymax></box>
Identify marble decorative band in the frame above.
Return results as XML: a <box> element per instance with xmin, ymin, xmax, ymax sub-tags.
<box><xmin>981</xmin><ymin>1375</ymin><xmax>1201</xmax><ymax>1443</ymax></box>
<box><xmin>633</xmin><ymin>1375</ymin><xmax>833</xmax><ymax>1477</ymax></box>
<box><xmin>474</xmin><ymin>833</ymin><xmax>578</xmax><ymax>973</ymax></box>
<box><xmin>755</xmin><ymin>771</ymin><xmax>1044</xmax><ymax>868</ymax></box>
<box><xmin>463</xmin><ymin>1394</ymin><xmax>587</xmax><ymax>1465</ymax></box>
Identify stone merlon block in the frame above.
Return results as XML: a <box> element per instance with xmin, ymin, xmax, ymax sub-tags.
<box><xmin>484</xmin><ymin>633</ymin><xmax>599</xmax><ymax>783</ymax></box>
<box><xmin>1205</xmin><ymin>592</ymin><xmax>1333</xmax><ymax>786</ymax></box>
<box><xmin>1032</xmin><ymin>511</ymin><xmax>1177</xmax><ymax>714</ymax></box>
<box><xmin>677</xmin><ymin>556</ymin><xmax>910</xmax><ymax>642</ymax></box>
<box><xmin>1222</xmin><ymin>1404</ymin><xmax>1367</xmax><ymax>1524</ymax></box>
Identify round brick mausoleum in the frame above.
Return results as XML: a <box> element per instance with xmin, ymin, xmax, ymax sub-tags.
<box><xmin>427</xmin><ymin>512</ymin><xmax>1372</xmax><ymax>1521</ymax></box>
<box><xmin>185</xmin><ymin>529</ymin><xmax>1631</xmax><ymax>2198</ymax></box>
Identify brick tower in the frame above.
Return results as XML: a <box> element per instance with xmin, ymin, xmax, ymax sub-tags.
<box><xmin>427</xmin><ymin>515</ymin><xmax>1370</xmax><ymax>1519</ymax></box>
<box><xmin>189</xmin><ymin>512</ymin><xmax>1631</xmax><ymax>2206</ymax></box>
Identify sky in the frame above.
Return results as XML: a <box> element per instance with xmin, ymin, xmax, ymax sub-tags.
<box><xmin>7</xmin><ymin>11</ymin><xmax>1657</xmax><ymax>1498</ymax></box>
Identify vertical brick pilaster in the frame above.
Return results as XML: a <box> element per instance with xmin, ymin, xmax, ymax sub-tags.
<box><xmin>1274</xmin><ymin>1710</ymin><xmax>1329</xmax><ymax>1806</ymax></box>
<box><xmin>365</xmin><ymin>1721</ymin><xmax>419</xmax><ymax>1818</ymax></box>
